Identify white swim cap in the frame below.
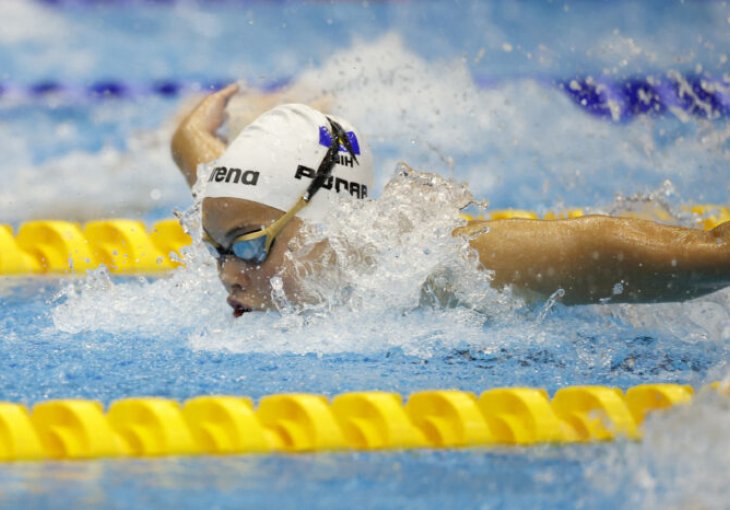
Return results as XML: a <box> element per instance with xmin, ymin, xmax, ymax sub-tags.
<box><xmin>202</xmin><ymin>103</ymin><xmax>374</xmax><ymax>221</ymax></box>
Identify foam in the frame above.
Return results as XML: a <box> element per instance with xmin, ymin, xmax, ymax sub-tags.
<box><xmin>586</xmin><ymin>381</ymin><xmax>730</xmax><ymax>508</ymax></box>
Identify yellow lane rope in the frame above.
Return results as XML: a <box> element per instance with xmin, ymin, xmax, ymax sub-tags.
<box><xmin>2</xmin><ymin>383</ymin><xmax>722</xmax><ymax>461</ymax></box>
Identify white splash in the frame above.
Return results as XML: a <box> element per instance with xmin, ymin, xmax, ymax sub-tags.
<box><xmin>189</xmin><ymin>167</ymin><xmax>521</xmax><ymax>355</ymax></box>
<box><xmin>588</xmin><ymin>379</ymin><xmax>730</xmax><ymax>509</ymax></box>
<box><xmin>51</xmin><ymin>166</ymin><xmax>522</xmax><ymax>355</ymax></box>
<box><xmin>50</xmin><ymin>224</ymin><xmax>227</xmax><ymax>337</ymax></box>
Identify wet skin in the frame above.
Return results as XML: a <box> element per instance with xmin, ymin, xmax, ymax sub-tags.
<box><xmin>203</xmin><ymin>196</ymin><xmax>326</xmax><ymax>315</ymax></box>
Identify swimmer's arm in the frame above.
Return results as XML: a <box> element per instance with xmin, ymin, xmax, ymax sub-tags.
<box><xmin>171</xmin><ymin>84</ymin><xmax>239</xmax><ymax>188</ymax></box>
<box><xmin>455</xmin><ymin>216</ymin><xmax>730</xmax><ymax>304</ymax></box>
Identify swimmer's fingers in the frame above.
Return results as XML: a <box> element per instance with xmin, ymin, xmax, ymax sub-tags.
<box><xmin>209</xmin><ymin>83</ymin><xmax>240</xmax><ymax>108</ymax></box>
<box><xmin>187</xmin><ymin>83</ymin><xmax>240</xmax><ymax>135</ymax></box>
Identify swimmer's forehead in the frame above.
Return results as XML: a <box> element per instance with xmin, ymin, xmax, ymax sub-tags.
<box><xmin>202</xmin><ymin>197</ymin><xmax>284</xmax><ymax>241</ymax></box>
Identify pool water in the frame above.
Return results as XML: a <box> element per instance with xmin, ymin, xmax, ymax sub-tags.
<box><xmin>1</xmin><ymin>0</ymin><xmax>730</xmax><ymax>508</ymax></box>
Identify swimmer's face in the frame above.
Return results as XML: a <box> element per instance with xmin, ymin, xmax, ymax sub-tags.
<box><xmin>202</xmin><ymin>197</ymin><xmax>325</xmax><ymax>316</ymax></box>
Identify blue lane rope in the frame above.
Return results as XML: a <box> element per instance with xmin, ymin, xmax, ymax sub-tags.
<box><xmin>1</xmin><ymin>75</ymin><xmax>728</xmax><ymax>121</ymax></box>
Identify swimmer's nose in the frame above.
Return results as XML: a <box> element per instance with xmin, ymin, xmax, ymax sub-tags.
<box><xmin>217</xmin><ymin>257</ymin><xmax>252</xmax><ymax>292</ymax></box>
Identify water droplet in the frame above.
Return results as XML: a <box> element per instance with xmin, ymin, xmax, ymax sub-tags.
<box><xmin>612</xmin><ymin>282</ymin><xmax>624</xmax><ymax>295</ymax></box>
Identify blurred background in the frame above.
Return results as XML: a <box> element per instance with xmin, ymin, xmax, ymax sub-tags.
<box><xmin>1</xmin><ymin>0</ymin><xmax>728</xmax><ymax>223</ymax></box>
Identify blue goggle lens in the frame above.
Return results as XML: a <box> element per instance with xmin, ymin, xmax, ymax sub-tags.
<box><xmin>231</xmin><ymin>236</ymin><xmax>268</xmax><ymax>264</ymax></box>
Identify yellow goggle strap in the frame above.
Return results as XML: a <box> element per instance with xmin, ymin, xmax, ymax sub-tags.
<box><xmin>235</xmin><ymin>197</ymin><xmax>310</xmax><ymax>253</ymax></box>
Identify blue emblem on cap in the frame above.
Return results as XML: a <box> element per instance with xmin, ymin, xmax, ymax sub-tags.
<box><xmin>319</xmin><ymin>126</ymin><xmax>361</xmax><ymax>155</ymax></box>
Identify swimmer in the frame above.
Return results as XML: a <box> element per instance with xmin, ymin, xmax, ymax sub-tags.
<box><xmin>172</xmin><ymin>83</ymin><xmax>730</xmax><ymax>314</ymax></box>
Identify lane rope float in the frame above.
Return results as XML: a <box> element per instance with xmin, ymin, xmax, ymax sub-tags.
<box><xmin>1</xmin><ymin>382</ymin><xmax>720</xmax><ymax>461</ymax></box>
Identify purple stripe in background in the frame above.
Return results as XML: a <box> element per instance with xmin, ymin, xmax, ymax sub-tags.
<box><xmin>559</xmin><ymin>75</ymin><xmax>729</xmax><ymax>121</ymax></box>
<box><xmin>37</xmin><ymin>0</ymin><xmax>184</xmax><ymax>4</ymax></box>
<box><xmin>0</xmin><ymin>79</ymin><xmax>232</xmax><ymax>102</ymax></box>
<box><xmin>2</xmin><ymin>76</ymin><xmax>728</xmax><ymax>121</ymax></box>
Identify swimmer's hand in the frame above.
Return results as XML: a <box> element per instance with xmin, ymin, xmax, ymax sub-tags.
<box><xmin>171</xmin><ymin>83</ymin><xmax>240</xmax><ymax>188</ymax></box>
<box><xmin>187</xmin><ymin>83</ymin><xmax>240</xmax><ymax>136</ymax></box>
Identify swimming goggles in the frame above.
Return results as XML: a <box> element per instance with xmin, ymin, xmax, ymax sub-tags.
<box><xmin>203</xmin><ymin>118</ymin><xmax>358</xmax><ymax>264</ymax></box>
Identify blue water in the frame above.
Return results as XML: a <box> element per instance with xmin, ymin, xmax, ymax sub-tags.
<box><xmin>0</xmin><ymin>446</ymin><xmax>634</xmax><ymax>510</ymax></box>
<box><xmin>2</xmin><ymin>0</ymin><xmax>730</xmax><ymax>509</ymax></box>
<box><xmin>2</xmin><ymin>280</ymin><xmax>724</xmax><ymax>404</ymax></box>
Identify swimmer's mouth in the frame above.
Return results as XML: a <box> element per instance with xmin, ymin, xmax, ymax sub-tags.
<box><xmin>227</xmin><ymin>297</ymin><xmax>253</xmax><ymax>318</ymax></box>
